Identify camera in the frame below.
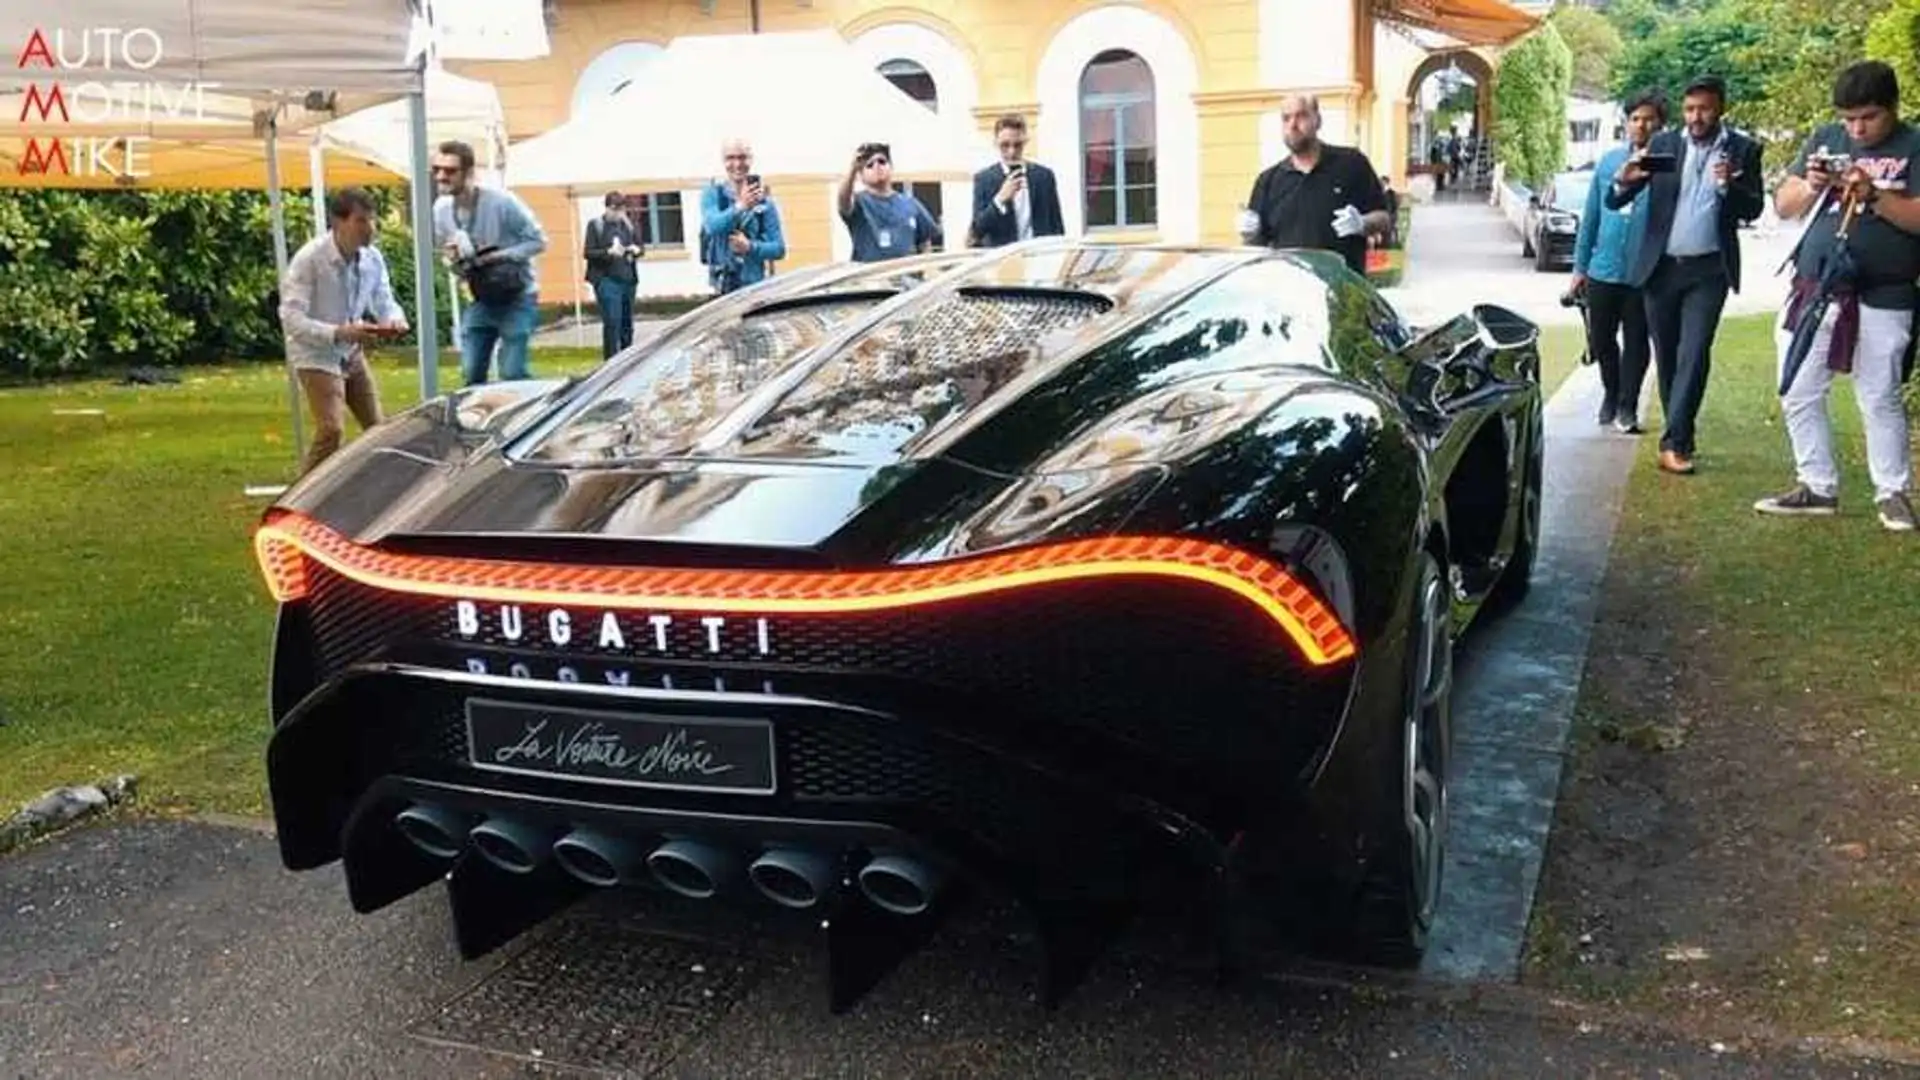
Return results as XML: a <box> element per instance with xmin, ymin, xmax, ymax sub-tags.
<box><xmin>1808</xmin><ymin>149</ymin><xmax>1852</xmax><ymax>174</ymax></box>
<box><xmin>1559</xmin><ymin>289</ymin><xmax>1587</xmax><ymax>309</ymax></box>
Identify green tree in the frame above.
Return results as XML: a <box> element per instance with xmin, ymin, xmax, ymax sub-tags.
<box><xmin>1492</xmin><ymin>23</ymin><xmax>1575</xmax><ymax>190</ymax></box>
<box><xmin>1548</xmin><ymin>3</ymin><xmax>1625</xmax><ymax>98</ymax></box>
<box><xmin>1733</xmin><ymin>0</ymin><xmax>1884</xmax><ymax>167</ymax></box>
<box><xmin>1865</xmin><ymin>0</ymin><xmax>1920</xmax><ymax>109</ymax></box>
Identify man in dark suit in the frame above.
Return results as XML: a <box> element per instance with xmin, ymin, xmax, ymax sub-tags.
<box><xmin>1606</xmin><ymin>74</ymin><xmax>1767</xmax><ymax>474</ymax></box>
<box><xmin>970</xmin><ymin>114</ymin><xmax>1065</xmax><ymax>247</ymax></box>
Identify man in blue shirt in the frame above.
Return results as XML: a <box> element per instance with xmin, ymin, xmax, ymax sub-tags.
<box><xmin>700</xmin><ymin>138</ymin><xmax>787</xmax><ymax>294</ymax></box>
<box><xmin>1572</xmin><ymin>89</ymin><xmax>1667</xmax><ymax>434</ymax></box>
<box><xmin>1607</xmin><ymin>75</ymin><xmax>1767</xmax><ymax>474</ymax></box>
<box><xmin>432</xmin><ymin>139</ymin><xmax>549</xmax><ymax>385</ymax></box>
<box><xmin>837</xmin><ymin>142</ymin><xmax>941</xmax><ymax>262</ymax></box>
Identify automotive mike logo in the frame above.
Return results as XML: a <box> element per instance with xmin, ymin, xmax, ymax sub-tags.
<box><xmin>12</xmin><ymin>26</ymin><xmax>218</xmax><ymax>180</ymax></box>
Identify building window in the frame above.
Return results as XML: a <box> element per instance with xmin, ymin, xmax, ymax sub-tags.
<box><xmin>1079</xmin><ymin>49</ymin><xmax>1156</xmax><ymax>229</ymax></box>
<box><xmin>571</xmin><ymin>42</ymin><xmax>685</xmax><ymax>248</ymax></box>
<box><xmin>630</xmin><ymin>193</ymin><xmax>685</xmax><ymax>247</ymax></box>
<box><xmin>878</xmin><ymin>57</ymin><xmax>945</xmax><ymax>251</ymax></box>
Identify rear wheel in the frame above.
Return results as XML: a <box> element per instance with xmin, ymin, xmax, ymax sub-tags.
<box><xmin>1488</xmin><ymin>420</ymin><xmax>1543</xmax><ymax>612</ymax></box>
<box><xmin>1344</xmin><ymin>550</ymin><xmax>1453</xmax><ymax>967</ymax></box>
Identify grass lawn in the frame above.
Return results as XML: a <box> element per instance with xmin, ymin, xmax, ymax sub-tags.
<box><xmin>0</xmin><ymin>347</ymin><xmax>604</xmax><ymax>818</ymax></box>
<box><xmin>1524</xmin><ymin>312</ymin><xmax>1920</xmax><ymax>1048</ymax></box>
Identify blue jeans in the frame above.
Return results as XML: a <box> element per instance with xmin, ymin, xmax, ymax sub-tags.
<box><xmin>592</xmin><ymin>275</ymin><xmax>636</xmax><ymax>358</ymax></box>
<box><xmin>460</xmin><ymin>290</ymin><xmax>538</xmax><ymax>385</ymax></box>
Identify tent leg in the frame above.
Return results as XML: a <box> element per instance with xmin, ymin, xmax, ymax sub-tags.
<box><xmin>569</xmin><ymin>191</ymin><xmax>584</xmax><ymax>349</ymax></box>
<box><xmin>408</xmin><ymin>86</ymin><xmax>440</xmax><ymax>401</ymax></box>
<box><xmin>308</xmin><ymin>137</ymin><xmax>328</xmax><ymax>238</ymax></box>
<box><xmin>265</xmin><ymin>111</ymin><xmax>305</xmax><ymax>467</ymax></box>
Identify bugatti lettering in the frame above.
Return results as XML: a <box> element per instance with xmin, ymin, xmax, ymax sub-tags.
<box><xmin>459</xmin><ymin>655</ymin><xmax>780</xmax><ymax>695</ymax></box>
<box><xmin>451</xmin><ymin>600</ymin><xmax>774</xmax><ymax>656</ymax></box>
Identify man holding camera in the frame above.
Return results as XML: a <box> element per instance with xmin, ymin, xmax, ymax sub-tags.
<box><xmin>583</xmin><ymin>191</ymin><xmax>641</xmax><ymax>358</ymax></box>
<box><xmin>1572</xmin><ymin>89</ymin><xmax>1668</xmax><ymax>434</ymax></box>
<box><xmin>278</xmin><ymin>187</ymin><xmax>407</xmax><ymax>476</ymax></box>
<box><xmin>1754</xmin><ymin>61</ymin><xmax>1919</xmax><ymax>532</ymax></box>
<box><xmin>1239</xmin><ymin>95</ymin><xmax>1391</xmax><ymax>276</ymax></box>
<box><xmin>1607</xmin><ymin>75</ymin><xmax>1766</xmax><ymax>475</ymax></box>
<box><xmin>431</xmin><ymin>139</ymin><xmax>549</xmax><ymax>385</ymax></box>
<box><xmin>971</xmin><ymin>115</ymin><xmax>1065</xmax><ymax>247</ymax></box>
<box><xmin>838</xmin><ymin>141</ymin><xmax>942</xmax><ymax>262</ymax></box>
<box><xmin>700</xmin><ymin>138</ymin><xmax>788</xmax><ymax>295</ymax></box>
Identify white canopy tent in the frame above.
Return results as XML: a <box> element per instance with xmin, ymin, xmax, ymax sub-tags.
<box><xmin>0</xmin><ymin>1</ymin><xmax>442</xmax><ymax>464</ymax></box>
<box><xmin>506</xmin><ymin>30</ymin><xmax>996</xmax><ymax>194</ymax></box>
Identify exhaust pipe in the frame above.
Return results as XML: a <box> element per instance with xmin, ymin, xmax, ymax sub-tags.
<box><xmin>646</xmin><ymin>838</ymin><xmax>740</xmax><ymax>899</ymax></box>
<box><xmin>748</xmin><ymin>848</ymin><xmax>840</xmax><ymax>909</ymax></box>
<box><xmin>552</xmin><ymin>828</ymin><xmax>647</xmax><ymax>887</ymax></box>
<box><xmin>393</xmin><ymin>803</ymin><xmax>470</xmax><ymax>860</ymax></box>
<box><xmin>468</xmin><ymin>817</ymin><xmax>554</xmax><ymax>875</ymax></box>
<box><xmin>857</xmin><ymin>853</ymin><xmax>946</xmax><ymax>916</ymax></box>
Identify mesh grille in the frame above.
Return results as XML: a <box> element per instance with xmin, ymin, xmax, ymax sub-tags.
<box><xmin>520</xmin><ymin>300</ymin><xmax>878</xmax><ymax>462</ymax></box>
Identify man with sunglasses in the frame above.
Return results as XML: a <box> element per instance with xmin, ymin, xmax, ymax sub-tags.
<box><xmin>430</xmin><ymin>139</ymin><xmax>549</xmax><ymax>385</ymax></box>
<box><xmin>970</xmin><ymin>114</ymin><xmax>1064</xmax><ymax>247</ymax></box>
<box><xmin>837</xmin><ymin>142</ymin><xmax>942</xmax><ymax>263</ymax></box>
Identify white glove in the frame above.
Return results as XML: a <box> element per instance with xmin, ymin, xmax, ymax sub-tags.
<box><xmin>1331</xmin><ymin>204</ymin><xmax>1365</xmax><ymax>239</ymax></box>
<box><xmin>1236</xmin><ymin>207</ymin><xmax>1262</xmax><ymax>243</ymax></box>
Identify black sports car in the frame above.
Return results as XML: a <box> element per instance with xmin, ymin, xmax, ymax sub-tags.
<box><xmin>254</xmin><ymin>239</ymin><xmax>1543</xmax><ymax>1007</ymax></box>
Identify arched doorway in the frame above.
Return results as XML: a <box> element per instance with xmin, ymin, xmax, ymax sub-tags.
<box><xmin>1406</xmin><ymin>49</ymin><xmax>1494</xmax><ymax>193</ymax></box>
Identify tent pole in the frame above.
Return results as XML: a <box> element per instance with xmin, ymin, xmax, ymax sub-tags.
<box><xmin>408</xmin><ymin>83</ymin><xmax>441</xmax><ymax>401</ymax></box>
<box><xmin>265</xmin><ymin>107</ymin><xmax>306</xmax><ymax>465</ymax></box>
<box><xmin>569</xmin><ymin>187</ymin><xmax>584</xmax><ymax>348</ymax></box>
<box><xmin>308</xmin><ymin>136</ymin><xmax>327</xmax><ymax>237</ymax></box>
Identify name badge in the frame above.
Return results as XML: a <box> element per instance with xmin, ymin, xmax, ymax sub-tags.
<box><xmin>877</xmin><ymin>229</ymin><xmax>893</xmax><ymax>249</ymax></box>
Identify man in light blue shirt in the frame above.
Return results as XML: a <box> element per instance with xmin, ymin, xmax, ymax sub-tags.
<box><xmin>432</xmin><ymin>139</ymin><xmax>549</xmax><ymax>385</ymax></box>
<box><xmin>700</xmin><ymin>138</ymin><xmax>788</xmax><ymax>294</ymax></box>
<box><xmin>1606</xmin><ymin>74</ymin><xmax>1767</xmax><ymax>474</ymax></box>
<box><xmin>278</xmin><ymin>187</ymin><xmax>408</xmax><ymax>475</ymax></box>
<box><xmin>1572</xmin><ymin>89</ymin><xmax>1666</xmax><ymax>433</ymax></box>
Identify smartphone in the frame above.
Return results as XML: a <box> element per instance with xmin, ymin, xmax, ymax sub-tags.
<box><xmin>1640</xmin><ymin>152</ymin><xmax>1678</xmax><ymax>173</ymax></box>
<box><xmin>1010</xmin><ymin>162</ymin><xmax>1027</xmax><ymax>176</ymax></box>
<box><xmin>746</xmin><ymin>173</ymin><xmax>761</xmax><ymax>187</ymax></box>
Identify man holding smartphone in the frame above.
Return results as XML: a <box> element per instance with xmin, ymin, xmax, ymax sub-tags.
<box><xmin>699</xmin><ymin>138</ymin><xmax>788</xmax><ymax>294</ymax></box>
<box><xmin>1607</xmin><ymin>74</ymin><xmax>1767</xmax><ymax>475</ymax></box>
<box><xmin>971</xmin><ymin>114</ymin><xmax>1065</xmax><ymax>247</ymax></box>
<box><xmin>1754</xmin><ymin>61</ymin><xmax>1920</xmax><ymax>531</ymax></box>
<box><xmin>582</xmin><ymin>191</ymin><xmax>641</xmax><ymax>358</ymax></box>
<box><xmin>1571</xmin><ymin>88</ymin><xmax>1668</xmax><ymax>433</ymax></box>
<box><xmin>838</xmin><ymin>141</ymin><xmax>942</xmax><ymax>262</ymax></box>
<box><xmin>278</xmin><ymin>187</ymin><xmax>407</xmax><ymax>476</ymax></box>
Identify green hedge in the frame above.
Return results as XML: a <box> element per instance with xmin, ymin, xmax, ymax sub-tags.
<box><xmin>0</xmin><ymin>186</ymin><xmax>453</xmax><ymax>379</ymax></box>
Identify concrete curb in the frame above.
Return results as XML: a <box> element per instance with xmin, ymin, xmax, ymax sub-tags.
<box><xmin>0</xmin><ymin>774</ymin><xmax>139</xmax><ymax>856</ymax></box>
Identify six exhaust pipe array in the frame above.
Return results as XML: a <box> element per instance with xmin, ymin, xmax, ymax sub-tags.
<box><xmin>392</xmin><ymin>803</ymin><xmax>945</xmax><ymax>916</ymax></box>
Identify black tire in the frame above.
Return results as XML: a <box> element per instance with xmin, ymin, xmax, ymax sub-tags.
<box><xmin>1487</xmin><ymin>417</ymin><xmax>1543</xmax><ymax>613</ymax></box>
<box><xmin>1343</xmin><ymin>549</ymin><xmax>1454</xmax><ymax>967</ymax></box>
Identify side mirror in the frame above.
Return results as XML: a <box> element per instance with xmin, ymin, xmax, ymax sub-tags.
<box><xmin>1471</xmin><ymin>303</ymin><xmax>1540</xmax><ymax>352</ymax></box>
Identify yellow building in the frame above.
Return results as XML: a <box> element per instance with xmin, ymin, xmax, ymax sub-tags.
<box><xmin>446</xmin><ymin>0</ymin><xmax>1535</xmax><ymax>304</ymax></box>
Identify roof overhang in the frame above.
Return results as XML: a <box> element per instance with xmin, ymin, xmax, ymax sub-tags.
<box><xmin>1375</xmin><ymin>0</ymin><xmax>1541</xmax><ymax>47</ymax></box>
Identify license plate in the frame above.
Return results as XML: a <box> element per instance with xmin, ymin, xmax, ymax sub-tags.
<box><xmin>463</xmin><ymin>698</ymin><xmax>777</xmax><ymax>795</ymax></box>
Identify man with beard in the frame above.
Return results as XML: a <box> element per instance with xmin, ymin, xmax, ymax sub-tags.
<box><xmin>1606</xmin><ymin>74</ymin><xmax>1766</xmax><ymax>475</ymax></box>
<box><xmin>431</xmin><ymin>139</ymin><xmax>549</xmax><ymax>385</ymax></box>
<box><xmin>1241</xmin><ymin>95</ymin><xmax>1391</xmax><ymax>275</ymax></box>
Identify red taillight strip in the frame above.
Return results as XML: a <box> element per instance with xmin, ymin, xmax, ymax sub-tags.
<box><xmin>252</xmin><ymin>511</ymin><xmax>1357</xmax><ymax>665</ymax></box>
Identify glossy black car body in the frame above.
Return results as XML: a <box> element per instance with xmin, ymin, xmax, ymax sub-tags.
<box><xmin>254</xmin><ymin>239</ymin><xmax>1544</xmax><ymax>1007</ymax></box>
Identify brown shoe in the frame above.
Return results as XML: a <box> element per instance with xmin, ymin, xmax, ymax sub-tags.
<box><xmin>1658</xmin><ymin>450</ymin><xmax>1695</xmax><ymax>474</ymax></box>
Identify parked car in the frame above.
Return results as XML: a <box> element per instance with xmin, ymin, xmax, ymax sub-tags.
<box><xmin>1522</xmin><ymin>170</ymin><xmax>1592</xmax><ymax>272</ymax></box>
<box><xmin>251</xmin><ymin>239</ymin><xmax>1544</xmax><ymax>1009</ymax></box>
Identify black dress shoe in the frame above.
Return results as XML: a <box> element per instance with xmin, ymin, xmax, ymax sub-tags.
<box><xmin>1596</xmin><ymin>402</ymin><xmax>1617</xmax><ymax>426</ymax></box>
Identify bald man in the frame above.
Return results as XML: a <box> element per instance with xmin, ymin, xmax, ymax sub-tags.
<box><xmin>1241</xmin><ymin>95</ymin><xmax>1391</xmax><ymax>275</ymax></box>
<box><xmin>699</xmin><ymin>138</ymin><xmax>788</xmax><ymax>293</ymax></box>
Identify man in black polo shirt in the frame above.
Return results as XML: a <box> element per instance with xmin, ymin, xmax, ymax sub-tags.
<box><xmin>1241</xmin><ymin>95</ymin><xmax>1391</xmax><ymax>274</ymax></box>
